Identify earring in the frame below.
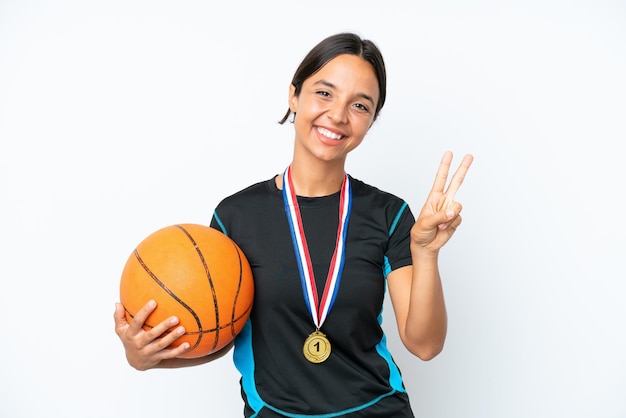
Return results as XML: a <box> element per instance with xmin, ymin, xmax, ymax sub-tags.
<box><xmin>290</xmin><ymin>112</ymin><xmax>296</xmax><ymax>123</ymax></box>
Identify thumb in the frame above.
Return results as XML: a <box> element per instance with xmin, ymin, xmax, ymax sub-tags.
<box><xmin>436</xmin><ymin>209</ymin><xmax>456</xmax><ymax>229</ymax></box>
<box><xmin>113</xmin><ymin>302</ymin><xmax>128</xmax><ymax>327</ymax></box>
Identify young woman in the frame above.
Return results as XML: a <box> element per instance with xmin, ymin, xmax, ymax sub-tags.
<box><xmin>114</xmin><ymin>32</ymin><xmax>473</xmax><ymax>417</ymax></box>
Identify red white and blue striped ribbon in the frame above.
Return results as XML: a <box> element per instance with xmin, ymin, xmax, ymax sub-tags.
<box><xmin>282</xmin><ymin>166</ymin><xmax>352</xmax><ymax>329</ymax></box>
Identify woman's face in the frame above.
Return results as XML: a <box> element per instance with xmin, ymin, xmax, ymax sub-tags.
<box><xmin>289</xmin><ymin>54</ymin><xmax>380</xmax><ymax>165</ymax></box>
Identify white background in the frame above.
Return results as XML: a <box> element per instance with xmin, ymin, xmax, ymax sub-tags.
<box><xmin>1</xmin><ymin>1</ymin><xmax>625</xmax><ymax>417</ymax></box>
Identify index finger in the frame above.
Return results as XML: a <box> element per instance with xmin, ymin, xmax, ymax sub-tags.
<box><xmin>444</xmin><ymin>154</ymin><xmax>474</xmax><ymax>204</ymax></box>
<box><xmin>127</xmin><ymin>299</ymin><xmax>157</xmax><ymax>333</ymax></box>
<box><xmin>430</xmin><ymin>150</ymin><xmax>454</xmax><ymax>194</ymax></box>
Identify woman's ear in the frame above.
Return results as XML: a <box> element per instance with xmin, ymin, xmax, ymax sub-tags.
<box><xmin>288</xmin><ymin>84</ymin><xmax>298</xmax><ymax>113</ymax></box>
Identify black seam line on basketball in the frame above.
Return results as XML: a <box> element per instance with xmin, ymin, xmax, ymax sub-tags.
<box><xmin>231</xmin><ymin>243</ymin><xmax>245</xmax><ymax>337</ymax></box>
<box><xmin>174</xmin><ymin>224</ymin><xmax>220</xmax><ymax>352</ymax></box>
<box><xmin>134</xmin><ymin>248</ymin><xmax>203</xmax><ymax>352</ymax></box>
<box><xmin>125</xmin><ymin>304</ymin><xmax>251</xmax><ymax>334</ymax></box>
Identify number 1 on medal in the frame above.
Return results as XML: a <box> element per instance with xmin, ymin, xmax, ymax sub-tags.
<box><xmin>303</xmin><ymin>330</ymin><xmax>331</xmax><ymax>363</ymax></box>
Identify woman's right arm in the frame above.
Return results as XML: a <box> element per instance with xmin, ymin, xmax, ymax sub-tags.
<box><xmin>113</xmin><ymin>301</ymin><xmax>233</xmax><ymax>371</ymax></box>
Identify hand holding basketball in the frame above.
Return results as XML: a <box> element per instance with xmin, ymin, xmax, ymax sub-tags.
<box><xmin>114</xmin><ymin>299</ymin><xmax>190</xmax><ymax>370</ymax></box>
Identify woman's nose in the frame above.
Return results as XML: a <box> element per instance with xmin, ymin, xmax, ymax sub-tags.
<box><xmin>327</xmin><ymin>102</ymin><xmax>348</xmax><ymax>123</ymax></box>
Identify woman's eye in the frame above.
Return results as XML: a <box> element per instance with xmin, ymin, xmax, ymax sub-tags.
<box><xmin>354</xmin><ymin>103</ymin><xmax>370</xmax><ymax>113</ymax></box>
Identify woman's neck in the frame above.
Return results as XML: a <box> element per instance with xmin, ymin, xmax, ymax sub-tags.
<box><xmin>276</xmin><ymin>158</ymin><xmax>346</xmax><ymax>197</ymax></box>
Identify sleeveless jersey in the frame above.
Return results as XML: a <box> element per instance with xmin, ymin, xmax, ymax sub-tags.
<box><xmin>211</xmin><ymin>175</ymin><xmax>416</xmax><ymax>417</ymax></box>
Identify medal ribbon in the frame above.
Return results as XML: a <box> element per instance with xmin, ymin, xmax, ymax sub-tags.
<box><xmin>282</xmin><ymin>166</ymin><xmax>352</xmax><ymax>329</ymax></box>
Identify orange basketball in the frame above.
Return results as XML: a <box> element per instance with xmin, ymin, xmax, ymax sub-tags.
<box><xmin>119</xmin><ymin>223</ymin><xmax>254</xmax><ymax>358</ymax></box>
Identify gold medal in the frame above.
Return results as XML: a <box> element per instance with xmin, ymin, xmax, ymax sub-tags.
<box><xmin>303</xmin><ymin>330</ymin><xmax>331</xmax><ymax>363</ymax></box>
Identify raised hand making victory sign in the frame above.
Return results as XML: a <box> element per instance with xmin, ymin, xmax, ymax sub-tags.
<box><xmin>412</xmin><ymin>151</ymin><xmax>474</xmax><ymax>252</ymax></box>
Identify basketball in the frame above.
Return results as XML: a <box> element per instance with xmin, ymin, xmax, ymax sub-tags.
<box><xmin>119</xmin><ymin>223</ymin><xmax>254</xmax><ymax>358</ymax></box>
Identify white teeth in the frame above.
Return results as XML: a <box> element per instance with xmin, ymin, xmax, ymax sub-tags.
<box><xmin>317</xmin><ymin>127</ymin><xmax>343</xmax><ymax>140</ymax></box>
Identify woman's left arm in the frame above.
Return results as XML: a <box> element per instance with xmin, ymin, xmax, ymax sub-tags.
<box><xmin>388</xmin><ymin>151</ymin><xmax>473</xmax><ymax>360</ymax></box>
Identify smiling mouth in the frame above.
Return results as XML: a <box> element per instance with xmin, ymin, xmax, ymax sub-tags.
<box><xmin>317</xmin><ymin>126</ymin><xmax>344</xmax><ymax>140</ymax></box>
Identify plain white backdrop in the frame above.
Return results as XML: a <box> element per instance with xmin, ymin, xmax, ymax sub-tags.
<box><xmin>1</xmin><ymin>1</ymin><xmax>624</xmax><ymax>417</ymax></box>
